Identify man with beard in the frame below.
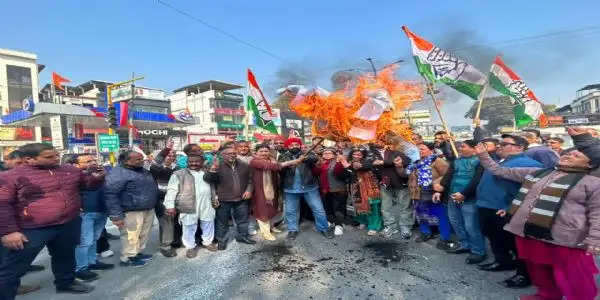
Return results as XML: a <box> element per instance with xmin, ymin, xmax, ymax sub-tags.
<box><xmin>278</xmin><ymin>137</ymin><xmax>334</xmax><ymax>241</ymax></box>
<box><xmin>272</xmin><ymin>136</ymin><xmax>286</xmax><ymax>161</ymax></box>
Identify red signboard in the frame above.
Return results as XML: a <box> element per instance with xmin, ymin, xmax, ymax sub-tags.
<box><xmin>214</xmin><ymin>108</ymin><xmax>245</xmax><ymax>115</ymax></box>
<box><xmin>547</xmin><ymin>116</ymin><xmax>564</xmax><ymax>125</ymax></box>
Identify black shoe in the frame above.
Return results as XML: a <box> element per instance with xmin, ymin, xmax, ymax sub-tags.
<box><xmin>415</xmin><ymin>233</ymin><xmax>432</xmax><ymax>243</ymax></box>
<box><xmin>435</xmin><ymin>240</ymin><xmax>453</xmax><ymax>251</ymax></box>
<box><xmin>446</xmin><ymin>247</ymin><xmax>470</xmax><ymax>254</ymax></box>
<box><xmin>160</xmin><ymin>248</ymin><xmax>177</xmax><ymax>258</ymax></box>
<box><xmin>287</xmin><ymin>231</ymin><xmax>299</xmax><ymax>240</ymax></box>
<box><xmin>119</xmin><ymin>258</ymin><xmax>148</xmax><ymax>267</ymax></box>
<box><xmin>321</xmin><ymin>229</ymin><xmax>334</xmax><ymax>239</ymax></box>
<box><xmin>479</xmin><ymin>262</ymin><xmax>516</xmax><ymax>272</ymax></box>
<box><xmin>236</xmin><ymin>236</ymin><xmax>257</xmax><ymax>245</ymax></box>
<box><xmin>74</xmin><ymin>269</ymin><xmax>99</xmax><ymax>282</ymax></box>
<box><xmin>499</xmin><ymin>274</ymin><xmax>531</xmax><ymax>289</ymax></box>
<box><xmin>56</xmin><ymin>281</ymin><xmax>94</xmax><ymax>294</ymax></box>
<box><xmin>88</xmin><ymin>261</ymin><xmax>114</xmax><ymax>270</ymax></box>
<box><xmin>26</xmin><ymin>264</ymin><xmax>45</xmax><ymax>273</ymax></box>
<box><xmin>134</xmin><ymin>253</ymin><xmax>153</xmax><ymax>261</ymax></box>
<box><xmin>478</xmin><ymin>261</ymin><xmax>497</xmax><ymax>268</ymax></box>
<box><xmin>217</xmin><ymin>241</ymin><xmax>228</xmax><ymax>250</ymax></box>
<box><xmin>465</xmin><ymin>254</ymin><xmax>487</xmax><ymax>264</ymax></box>
<box><xmin>171</xmin><ymin>241</ymin><xmax>183</xmax><ymax>249</ymax></box>
<box><xmin>105</xmin><ymin>232</ymin><xmax>120</xmax><ymax>240</ymax></box>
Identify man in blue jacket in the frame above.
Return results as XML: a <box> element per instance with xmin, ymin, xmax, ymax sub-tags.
<box><xmin>68</xmin><ymin>154</ymin><xmax>114</xmax><ymax>281</ymax></box>
<box><xmin>104</xmin><ymin>151</ymin><xmax>159</xmax><ymax>267</ymax></box>
<box><xmin>476</xmin><ymin>134</ymin><xmax>543</xmax><ymax>288</ymax></box>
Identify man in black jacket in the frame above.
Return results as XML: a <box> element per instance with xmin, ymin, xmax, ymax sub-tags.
<box><xmin>104</xmin><ymin>151</ymin><xmax>159</xmax><ymax>267</ymax></box>
<box><xmin>204</xmin><ymin>145</ymin><xmax>254</xmax><ymax>250</ymax></box>
<box><xmin>278</xmin><ymin>137</ymin><xmax>334</xmax><ymax>241</ymax></box>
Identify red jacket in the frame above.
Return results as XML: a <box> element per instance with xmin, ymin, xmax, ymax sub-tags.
<box><xmin>0</xmin><ymin>164</ymin><xmax>102</xmax><ymax>236</ymax></box>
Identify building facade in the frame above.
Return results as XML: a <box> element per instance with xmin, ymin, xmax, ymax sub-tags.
<box><xmin>0</xmin><ymin>48</ymin><xmax>42</xmax><ymax>158</ymax></box>
<box><xmin>571</xmin><ymin>84</ymin><xmax>600</xmax><ymax>114</ymax></box>
<box><xmin>169</xmin><ymin>80</ymin><xmax>245</xmax><ymax>137</ymax></box>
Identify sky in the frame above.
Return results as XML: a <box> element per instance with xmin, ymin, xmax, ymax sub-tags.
<box><xmin>2</xmin><ymin>0</ymin><xmax>600</xmax><ymax>125</ymax></box>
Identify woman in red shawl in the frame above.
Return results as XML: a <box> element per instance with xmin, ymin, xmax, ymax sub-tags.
<box><xmin>249</xmin><ymin>144</ymin><xmax>302</xmax><ymax>240</ymax></box>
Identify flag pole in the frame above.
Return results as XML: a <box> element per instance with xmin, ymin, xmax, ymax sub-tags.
<box><xmin>422</xmin><ymin>78</ymin><xmax>458</xmax><ymax>157</ymax></box>
<box><xmin>474</xmin><ymin>83</ymin><xmax>489</xmax><ymax>123</ymax></box>
<box><xmin>243</xmin><ymin>79</ymin><xmax>250</xmax><ymax>141</ymax></box>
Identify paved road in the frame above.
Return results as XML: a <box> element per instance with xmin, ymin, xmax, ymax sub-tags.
<box><xmin>19</xmin><ymin>221</ymin><xmax>542</xmax><ymax>300</ymax></box>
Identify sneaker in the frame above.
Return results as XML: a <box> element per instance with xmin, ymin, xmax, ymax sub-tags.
<box><xmin>75</xmin><ymin>269</ymin><xmax>99</xmax><ymax>282</ymax></box>
<box><xmin>186</xmin><ymin>247</ymin><xmax>200</xmax><ymax>258</ymax></box>
<box><xmin>100</xmin><ymin>250</ymin><xmax>114</xmax><ymax>258</ymax></box>
<box><xmin>56</xmin><ymin>281</ymin><xmax>94</xmax><ymax>294</ymax></box>
<box><xmin>249</xmin><ymin>229</ymin><xmax>258</xmax><ymax>236</ymax></box>
<box><xmin>160</xmin><ymin>248</ymin><xmax>177</xmax><ymax>258</ymax></box>
<box><xmin>134</xmin><ymin>253</ymin><xmax>153</xmax><ymax>261</ymax></box>
<box><xmin>367</xmin><ymin>230</ymin><xmax>378</xmax><ymax>236</ymax></box>
<box><xmin>334</xmin><ymin>225</ymin><xmax>344</xmax><ymax>236</ymax></box>
<box><xmin>88</xmin><ymin>261</ymin><xmax>115</xmax><ymax>270</ymax></box>
<box><xmin>400</xmin><ymin>226</ymin><xmax>412</xmax><ymax>239</ymax></box>
<box><xmin>205</xmin><ymin>243</ymin><xmax>218</xmax><ymax>252</ymax></box>
<box><xmin>120</xmin><ymin>258</ymin><xmax>147</xmax><ymax>267</ymax></box>
<box><xmin>382</xmin><ymin>226</ymin><xmax>399</xmax><ymax>238</ymax></box>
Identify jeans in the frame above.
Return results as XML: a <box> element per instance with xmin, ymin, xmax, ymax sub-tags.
<box><xmin>284</xmin><ymin>189</ymin><xmax>329</xmax><ymax>233</ymax></box>
<box><xmin>75</xmin><ymin>212</ymin><xmax>107</xmax><ymax>272</ymax></box>
<box><xmin>215</xmin><ymin>200</ymin><xmax>249</xmax><ymax>242</ymax></box>
<box><xmin>96</xmin><ymin>229</ymin><xmax>110</xmax><ymax>254</ymax></box>
<box><xmin>0</xmin><ymin>217</ymin><xmax>81</xmax><ymax>300</ymax></box>
<box><xmin>447</xmin><ymin>201</ymin><xmax>486</xmax><ymax>255</ymax></box>
<box><xmin>380</xmin><ymin>188</ymin><xmax>413</xmax><ymax>230</ymax></box>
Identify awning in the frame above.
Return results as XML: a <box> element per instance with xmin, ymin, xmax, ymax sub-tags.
<box><xmin>1</xmin><ymin>103</ymin><xmax>190</xmax><ymax>130</ymax></box>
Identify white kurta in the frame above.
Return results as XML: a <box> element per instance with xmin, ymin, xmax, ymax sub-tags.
<box><xmin>164</xmin><ymin>169</ymin><xmax>215</xmax><ymax>225</ymax></box>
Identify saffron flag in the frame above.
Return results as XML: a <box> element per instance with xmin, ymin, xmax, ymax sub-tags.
<box><xmin>247</xmin><ymin>69</ymin><xmax>278</xmax><ymax>134</ymax></box>
<box><xmin>489</xmin><ymin>56</ymin><xmax>547</xmax><ymax>127</ymax></box>
<box><xmin>52</xmin><ymin>72</ymin><xmax>70</xmax><ymax>91</ymax></box>
<box><xmin>402</xmin><ymin>26</ymin><xmax>487</xmax><ymax>100</ymax></box>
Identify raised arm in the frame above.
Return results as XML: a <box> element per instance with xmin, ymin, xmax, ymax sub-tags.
<box><xmin>250</xmin><ymin>158</ymin><xmax>282</xmax><ymax>171</ymax></box>
<box><xmin>475</xmin><ymin>145</ymin><xmax>541</xmax><ymax>183</ymax></box>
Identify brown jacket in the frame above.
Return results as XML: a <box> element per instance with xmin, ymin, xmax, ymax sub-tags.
<box><xmin>407</xmin><ymin>157</ymin><xmax>449</xmax><ymax>200</ymax></box>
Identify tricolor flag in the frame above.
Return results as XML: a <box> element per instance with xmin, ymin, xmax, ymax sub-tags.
<box><xmin>489</xmin><ymin>56</ymin><xmax>547</xmax><ymax>128</ymax></box>
<box><xmin>402</xmin><ymin>26</ymin><xmax>487</xmax><ymax>100</ymax></box>
<box><xmin>247</xmin><ymin>69</ymin><xmax>278</xmax><ymax>134</ymax></box>
<box><xmin>52</xmin><ymin>72</ymin><xmax>70</xmax><ymax>91</ymax></box>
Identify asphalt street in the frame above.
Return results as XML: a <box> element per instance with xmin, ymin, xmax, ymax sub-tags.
<box><xmin>15</xmin><ymin>220</ymin><xmax>573</xmax><ymax>300</ymax></box>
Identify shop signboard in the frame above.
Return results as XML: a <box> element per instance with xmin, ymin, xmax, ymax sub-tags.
<box><xmin>217</xmin><ymin>122</ymin><xmax>244</xmax><ymax>130</ymax></box>
<box><xmin>50</xmin><ymin>116</ymin><xmax>67</xmax><ymax>150</ymax></box>
<box><xmin>111</xmin><ymin>85</ymin><xmax>133</xmax><ymax>102</ymax></box>
<box><xmin>214</xmin><ymin>108</ymin><xmax>245</xmax><ymax>115</ymax></box>
<box><xmin>97</xmin><ymin>134</ymin><xmax>120</xmax><ymax>152</ymax></box>
<box><xmin>547</xmin><ymin>116</ymin><xmax>564</xmax><ymax>126</ymax></box>
<box><xmin>134</xmin><ymin>87</ymin><xmax>166</xmax><ymax>100</ymax></box>
<box><xmin>565</xmin><ymin>117</ymin><xmax>589</xmax><ymax>125</ymax></box>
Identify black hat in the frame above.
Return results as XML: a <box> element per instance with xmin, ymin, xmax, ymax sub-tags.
<box><xmin>462</xmin><ymin>139</ymin><xmax>478</xmax><ymax>148</ymax></box>
<box><xmin>572</xmin><ymin>133</ymin><xmax>600</xmax><ymax>169</ymax></box>
<box><xmin>501</xmin><ymin>134</ymin><xmax>529</xmax><ymax>149</ymax></box>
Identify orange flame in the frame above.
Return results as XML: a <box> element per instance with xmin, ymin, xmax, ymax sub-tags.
<box><xmin>290</xmin><ymin>66</ymin><xmax>423</xmax><ymax>143</ymax></box>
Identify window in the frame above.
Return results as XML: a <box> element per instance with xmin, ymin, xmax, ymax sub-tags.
<box><xmin>210</xmin><ymin>113</ymin><xmax>215</xmax><ymax>122</ymax></box>
<box><xmin>6</xmin><ymin>65</ymin><xmax>32</xmax><ymax>113</ymax></box>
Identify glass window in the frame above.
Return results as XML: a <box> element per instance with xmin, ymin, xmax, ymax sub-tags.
<box><xmin>6</xmin><ymin>65</ymin><xmax>32</xmax><ymax>113</ymax></box>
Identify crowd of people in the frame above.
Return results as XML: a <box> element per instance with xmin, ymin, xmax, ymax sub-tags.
<box><xmin>0</xmin><ymin>125</ymin><xmax>599</xmax><ymax>300</ymax></box>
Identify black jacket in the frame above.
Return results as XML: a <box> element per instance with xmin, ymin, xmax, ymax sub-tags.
<box><xmin>104</xmin><ymin>166</ymin><xmax>159</xmax><ymax>219</ymax></box>
<box><xmin>376</xmin><ymin>149</ymin><xmax>409</xmax><ymax>189</ymax></box>
<box><xmin>278</xmin><ymin>150</ymin><xmax>319</xmax><ymax>190</ymax></box>
<box><xmin>203</xmin><ymin>159</ymin><xmax>252</xmax><ymax>202</ymax></box>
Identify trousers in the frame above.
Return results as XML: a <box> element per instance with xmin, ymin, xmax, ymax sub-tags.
<box><xmin>0</xmin><ymin>217</ymin><xmax>81</xmax><ymax>300</ymax></box>
<box><xmin>182</xmin><ymin>221</ymin><xmax>215</xmax><ymax>248</ymax></box>
<box><xmin>380</xmin><ymin>188</ymin><xmax>413</xmax><ymax>229</ymax></box>
<box><xmin>119</xmin><ymin>209</ymin><xmax>154</xmax><ymax>262</ymax></box>
<box><xmin>215</xmin><ymin>200</ymin><xmax>249</xmax><ymax>242</ymax></box>
<box><xmin>75</xmin><ymin>212</ymin><xmax>107</xmax><ymax>272</ymax></box>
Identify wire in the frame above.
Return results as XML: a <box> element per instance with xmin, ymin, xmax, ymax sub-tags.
<box><xmin>155</xmin><ymin>0</ymin><xmax>286</xmax><ymax>62</ymax></box>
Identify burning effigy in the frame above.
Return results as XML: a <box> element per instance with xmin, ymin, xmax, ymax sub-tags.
<box><xmin>279</xmin><ymin>66</ymin><xmax>423</xmax><ymax>145</ymax></box>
